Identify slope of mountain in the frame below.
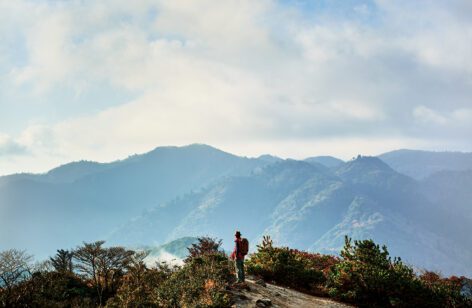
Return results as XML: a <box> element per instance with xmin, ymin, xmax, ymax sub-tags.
<box><xmin>334</xmin><ymin>156</ymin><xmax>427</xmax><ymax>215</ymax></box>
<box><xmin>421</xmin><ymin>169</ymin><xmax>472</xmax><ymax>211</ymax></box>
<box><xmin>266</xmin><ymin>156</ymin><xmax>471</xmax><ymax>274</ymax></box>
<box><xmin>308</xmin><ymin>196</ymin><xmax>471</xmax><ymax>275</ymax></box>
<box><xmin>0</xmin><ymin>144</ymin><xmax>269</xmax><ymax>258</ymax></box>
<box><xmin>107</xmin><ymin>160</ymin><xmax>325</xmax><ymax>247</ymax></box>
<box><xmin>110</xmin><ymin>155</ymin><xmax>472</xmax><ymax>276</ymax></box>
<box><xmin>419</xmin><ymin>169</ymin><xmax>472</xmax><ymax>246</ymax></box>
<box><xmin>378</xmin><ymin>149</ymin><xmax>472</xmax><ymax>179</ymax></box>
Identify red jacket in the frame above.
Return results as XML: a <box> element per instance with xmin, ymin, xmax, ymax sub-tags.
<box><xmin>231</xmin><ymin>238</ymin><xmax>244</xmax><ymax>260</ymax></box>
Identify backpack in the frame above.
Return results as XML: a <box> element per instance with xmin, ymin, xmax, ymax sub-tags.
<box><xmin>240</xmin><ymin>238</ymin><xmax>249</xmax><ymax>255</ymax></box>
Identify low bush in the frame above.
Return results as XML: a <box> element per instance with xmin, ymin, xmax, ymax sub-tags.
<box><xmin>326</xmin><ymin>236</ymin><xmax>471</xmax><ymax>307</ymax></box>
<box><xmin>107</xmin><ymin>239</ymin><xmax>234</xmax><ymax>308</ymax></box>
<box><xmin>154</xmin><ymin>253</ymin><xmax>233</xmax><ymax>307</ymax></box>
<box><xmin>106</xmin><ymin>259</ymin><xmax>172</xmax><ymax>307</ymax></box>
<box><xmin>247</xmin><ymin>235</ymin><xmax>471</xmax><ymax>307</ymax></box>
<box><xmin>2</xmin><ymin>236</ymin><xmax>471</xmax><ymax>307</ymax></box>
<box><xmin>246</xmin><ymin>236</ymin><xmax>331</xmax><ymax>292</ymax></box>
<box><xmin>5</xmin><ymin>271</ymin><xmax>96</xmax><ymax>307</ymax></box>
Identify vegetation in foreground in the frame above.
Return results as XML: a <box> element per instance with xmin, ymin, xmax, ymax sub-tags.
<box><xmin>0</xmin><ymin>237</ymin><xmax>233</xmax><ymax>308</ymax></box>
<box><xmin>246</xmin><ymin>236</ymin><xmax>472</xmax><ymax>308</ymax></box>
<box><xmin>1</xmin><ymin>236</ymin><xmax>471</xmax><ymax>307</ymax></box>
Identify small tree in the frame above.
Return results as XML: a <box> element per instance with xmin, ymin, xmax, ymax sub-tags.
<box><xmin>0</xmin><ymin>249</ymin><xmax>33</xmax><ymax>306</ymax></box>
<box><xmin>73</xmin><ymin>241</ymin><xmax>134</xmax><ymax>306</ymax></box>
<box><xmin>50</xmin><ymin>249</ymin><xmax>73</xmax><ymax>273</ymax></box>
<box><xmin>98</xmin><ymin>246</ymin><xmax>135</xmax><ymax>295</ymax></box>
<box><xmin>185</xmin><ymin>236</ymin><xmax>223</xmax><ymax>262</ymax></box>
<box><xmin>74</xmin><ymin>241</ymin><xmax>104</xmax><ymax>304</ymax></box>
<box><xmin>246</xmin><ymin>236</ymin><xmax>326</xmax><ymax>291</ymax></box>
<box><xmin>327</xmin><ymin>236</ymin><xmax>416</xmax><ymax>306</ymax></box>
<box><xmin>107</xmin><ymin>251</ymin><xmax>175</xmax><ymax>307</ymax></box>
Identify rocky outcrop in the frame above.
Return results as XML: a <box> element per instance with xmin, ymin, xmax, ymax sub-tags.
<box><xmin>230</xmin><ymin>278</ymin><xmax>352</xmax><ymax>308</ymax></box>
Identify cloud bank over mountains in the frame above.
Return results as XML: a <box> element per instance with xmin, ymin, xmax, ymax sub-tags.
<box><xmin>0</xmin><ymin>0</ymin><xmax>471</xmax><ymax>174</ymax></box>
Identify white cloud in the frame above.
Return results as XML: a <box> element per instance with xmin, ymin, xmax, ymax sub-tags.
<box><xmin>413</xmin><ymin>106</ymin><xmax>448</xmax><ymax>126</ymax></box>
<box><xmin>145</xmin><ymin>250</ymin><xmax>184</xmax><ymax>267</ymax></box>
<box><xmin>331</xmin><ymin>100</ymin><xmax>384</xmax><ymax>120</ymax></box>
<box><xmin>0</xmin><ymin>133</ymin><xmax>28</xmax><ymax>156</ymax></box>
<box><xmin>375</xmin><ymin>0</ymin><xmax>472</xmax><ymax>73</ymax></box>
<box><xmin>0</xmin><ymin>0</ymin><xmax>471</xmax><ymax>174</ymax></box>
<box><xmin>413</xmin><ymin>105</ymin><xmax>472</xmax><ymax>127</ymax></box>
<box><xmin>451</xmin><ymin>108</ymin><xmax>472</xmax><ymax>122</ymax></box>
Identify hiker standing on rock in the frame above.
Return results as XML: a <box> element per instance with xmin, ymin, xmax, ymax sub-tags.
<box><xmin>231</xmin><ymin>230</ymin><xmax>248</xmax><ymax>283</ymax></box>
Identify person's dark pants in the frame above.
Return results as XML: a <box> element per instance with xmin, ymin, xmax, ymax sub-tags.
<box><xmin>235</xmin><ymin>259</ymin><xmax>245</xmax><ymax>282</ymax></box>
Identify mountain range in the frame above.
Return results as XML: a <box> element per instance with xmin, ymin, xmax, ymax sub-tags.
<box><xmin>378</xmin><ymin>149</ymin><xmax>472</xmax><ymax>179</ymax></box>
<box><xmin>1</xmin><ymin>144</ymin><xmax>471</xmax><ymax>276</ymax></box>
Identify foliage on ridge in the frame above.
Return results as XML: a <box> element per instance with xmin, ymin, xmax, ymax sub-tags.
<box><xmin>1</xmin><ymin>235</ymin><xmax>470</xmax><ymax>307</ymax></box>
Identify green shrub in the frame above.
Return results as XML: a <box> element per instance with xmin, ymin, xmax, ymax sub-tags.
<box><xmin>3</xmin><ymin>236</ymin><xmax>471</xmax><ymax>307</ymax></box>
<box><xmin>154</xmin><ymin>253</ymin><xmax>233</xmax><ymax>307</ymax></box>
<box><xmin>6</xmin><ymin>271</ymin><xmax>96</xmax><ymax>307</ymax></box>
<box><xmin>326</xmin><ymin>236</ymin><xmax>471</xmax><ymax>307</ymax></box>
<box><xmin>108</xmin><ymin>238</ymin><xmax>234</xmax><ymax>308</ymax></box>
<box><xmin>185</xmin><ymin>237</ymin><xmax>223</xmax><ymax>263</ymax></box>
<box><xmin>106</xmin><ymin>260</ymin><xmax>171</xmax><ymax>307</ymax></box>
<box><xmin>418</xmin><ymin>272</ymin><xmax>472</xmax><ymax>308</ymax></box>
<box><xmin>246</xmin><ymin>236</ymin><xmax>329</xmax><ymax>292</ymax></box>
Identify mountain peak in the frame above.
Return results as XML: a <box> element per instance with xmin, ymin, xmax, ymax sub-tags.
<box><xmin>147</xmin><ymin>144</ymin><xmax>236</xmax><ymax>157</ymax></box>
<box><xmin>257</xmin><ymin>154</ymin><xmax>283</xmax><ymax>163</ymax></box>
<box><xmin>304</xmin><ymin>156</ymin><xmax>344</xmax><ymax>168</ymax></box>
<box><xmin>44</xmin><ymin>160</ymin><xmax>110</xmax><ymax>183</ymax></box>
<box><xmin>335</xmin><ymin>155</ymin><xmax>398</xmax><ymax>183</ymax></box>
<box><xmin>345</xmin><ymin>155</ymin><xmax>393</xmax><ymax>170</ymax></box>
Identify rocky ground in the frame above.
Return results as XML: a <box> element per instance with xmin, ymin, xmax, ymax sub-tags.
<box><xmin>230</xmin><ymin>278</ymin><xmax>353</xmax><ymax>307</ymax></box>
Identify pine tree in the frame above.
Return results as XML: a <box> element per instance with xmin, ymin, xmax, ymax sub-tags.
<box><xmin>50</xmin><ymin>249</ymin><xmax>73</xmax><ymax>273</ymax></box>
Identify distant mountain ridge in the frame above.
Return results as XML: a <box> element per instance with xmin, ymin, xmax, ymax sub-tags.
<box><xmin>378</xmin><ymin>149</ymin><xmax>472</xmax><ymax>179</ymax></box>
<box><xmin>1</xmin><ymin>145</ymin><xmax>471</xmax><ymax>276</ymax></box>
<box><xmin>0</xmin><ymin>144</ymin><xmax>270</xmax><ymax>257</ymax></box>
<box><xmin>305</xmin><ymin>156</ymin><xmax>344</xmax><ymax>168</ymax></box>
<box><xmin>109</xmin><ymin>154</ymin><xmax>472</xmax><ymax>276</ymax></box>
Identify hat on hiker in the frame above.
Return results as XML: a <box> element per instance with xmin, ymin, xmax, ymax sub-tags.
<box><xmin>235</xmin><ymin>231</ymin><xmax>241</xmax><ymax>237</ymax></box>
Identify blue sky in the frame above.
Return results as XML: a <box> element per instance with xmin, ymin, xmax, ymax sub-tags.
<box><xmin>0</xmin><ymin>0</ymin><xmax>471</xmax><ymax>175</ymax></box>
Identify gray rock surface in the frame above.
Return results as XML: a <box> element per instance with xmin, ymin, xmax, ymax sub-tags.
<box><xmin>231</xmin><ymin>278</ymin><xmax>352</xmax><ymax>308</ymax></box>
<box><xmin>256</xmin><ymin>298</ymin><xmax>272</xmax><ymax>307</ymax></box>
